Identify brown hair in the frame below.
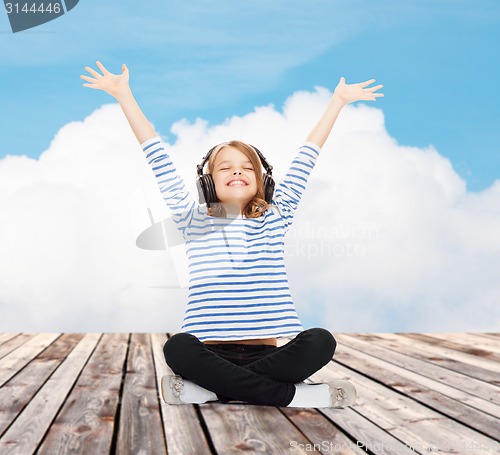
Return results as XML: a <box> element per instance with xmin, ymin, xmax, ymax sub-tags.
<box><xmin>206</xmin><ymin>140</ymin><xmax>271</xmax><ymax>218</ymax></box>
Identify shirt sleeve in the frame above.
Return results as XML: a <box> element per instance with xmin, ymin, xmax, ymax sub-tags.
<box><xmin>272</xmin><ymin>141</ymin><xmax>321</xmax><ymax>233</ymax></box>
<box><xmin>141</xmin><ymin>135</ymin><xmax>198</xmax><ymax>237</ymax></box>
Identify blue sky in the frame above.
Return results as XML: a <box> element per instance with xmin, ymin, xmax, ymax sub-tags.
<box><xmin>1</xmin><ymin>0</ymin><xmax>499</xmax><ymax>192</ymax></box>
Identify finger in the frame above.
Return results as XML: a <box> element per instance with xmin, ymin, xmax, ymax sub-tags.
<box><xmin>359</xmin><ymin>79</ymin><xmax>376</xmax><ymax>88</ymax></box>
<box><xmin>84</xmin><ymin>65</ymin><xmax>101</xmax><ymax>78</ymax></box>
<box><xmin>80</xmin><ymin>75</ymin><xmax>96</xmax><ymax>83</ymax></box>
<box><xmin>95</xmin><ymin>60</ymin><xmax>109</xmax><ymax>74</ymax></box>
<box><xmin>82</xmin><ymin>83</ymin><xmax>100</xmax><ymax>89</ymax></box>
<box><xmin>364</xmin><ymin>94</ymin><xmax>384</xmax><ymax>100</ymax></box>
<box><xmin>366</xmin><ymin>84</ymin><xmax>384</xmax><ymax>92</ymax></box>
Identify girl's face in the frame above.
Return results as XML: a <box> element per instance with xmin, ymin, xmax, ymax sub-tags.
<box><xmin>212</xmin><ymin>146</ymin><xmax>258</xmax><ymax>213</ymax></box>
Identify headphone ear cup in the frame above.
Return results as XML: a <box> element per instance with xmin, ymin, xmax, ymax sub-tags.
<box><xmin>197</xmin><ymin>174</ymin><xmax>217</xmax><ymax>204</ymax></box>
<box><xmin>263</xmin><ymin>174</ymin><xmax>275</xmax><ymax>204</ymax></box>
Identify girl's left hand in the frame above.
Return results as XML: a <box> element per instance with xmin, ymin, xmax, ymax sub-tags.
<box><xmin>333</xmin><ymin>77</ymin><xmax>384</xmax><ymax>105</ymax></box>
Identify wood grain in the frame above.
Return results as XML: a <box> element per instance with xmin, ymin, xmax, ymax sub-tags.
<box><xmin>0</xmin><ymin>332</ymin><xmax>498</xmax><ymax>455</ymax></box>
<box><xmin>150</xmin><ymin>332</ymin><xmax>213</xmax><ymax>455</ymax></box>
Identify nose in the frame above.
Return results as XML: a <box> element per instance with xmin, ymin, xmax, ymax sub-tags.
<box><xmin>232</xmin><ymin>170</ymin><xmax>242</xmax><ymax>175</ymax></box>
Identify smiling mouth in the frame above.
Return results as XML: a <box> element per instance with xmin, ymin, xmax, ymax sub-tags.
<box><xmin>227</xmin><ymin>180</ymin><xmax>248</xmax><ymax>186</ymax></box>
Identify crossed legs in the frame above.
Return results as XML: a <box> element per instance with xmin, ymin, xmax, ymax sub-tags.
<box><xmin>162</xmin><ymin>328</ymin><xmax>336</xmax><ymax>407</ymax></box>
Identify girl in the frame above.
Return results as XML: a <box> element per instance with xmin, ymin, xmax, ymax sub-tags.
<box><xmin>81</xmin><ymin>61</ymin><xmax>383</xmax><ymax>408</ymax></box>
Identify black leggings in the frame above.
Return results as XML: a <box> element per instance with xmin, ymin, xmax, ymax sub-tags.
<box><xmin>163</xmin><ymin>327</ymin><xmax>336</xmax><ymax>407</ymax></box>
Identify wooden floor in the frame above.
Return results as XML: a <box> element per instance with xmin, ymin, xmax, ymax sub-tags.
<box><xmin>0</xmin><ymin>332</ymin><xmax>498</xmax><ymax>455</ymax></box>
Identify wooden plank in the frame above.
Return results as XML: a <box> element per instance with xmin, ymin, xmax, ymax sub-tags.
<box><xmin>116</xmin><ymin>333</ymin><xmax>166</xmax><ymax>454</ymax></box>
<box><xmin>312</xmin><ymin>354</ymin><xmax>500</xmax><ymax>454</ymax></box>
<box><xmin>318</xmin><ymin>407</ymin><xmax>417</xmax><ymax>455</ymax></box>
<box><xmin>0</xmin><ymin>333</ymin><xmax>60</xmax><ymax>387</ymax></box>
<box><xmin>393</xmin><ymin>333</ymin><xmax>500</xmax><ymax>374</ymax></box>
<box><xmin>413</xmin><ymin>332</ymin><xmax>500</xmax><ymax>356</ymax></box>
<box><xmin>401</xmin><ymin>333</ymin><xmax>500</xmax><ymax>363</ymax></box>
<box><xmin>333</xmin><ymin>334</ymin><xmax>500</xmax><ymax>438</ymax></box>
<box><xmin>359</xmin><ymin>333</ymin><xmax>500</xmax><ymax>385</ymax></box>
<box><xmin>336</xmin><ymin>334</ymin><xmax>500</xmax><ymax>405</ymax></box>
<box><xmin>0</xmin><ymin>334</ymin><xmax>18</xmax><ymax>347</ymax></box>
<box><xmin>35</xmin><ymin>333</ymin><xmax>127</xmax><ymax>455</ymax></box>
<box><xmin>150</xmin><ymin>332</ymin><xmax>213</xmax><ymax>455</ymax></box>
<box><xmin>277</xmin><ymin>335</ymin><xmax>415</xmax><ymax>455</ymax></box>
<box><xmin>200</xmin><ymin>403</ymin><xmax>314</xmax><ymax>455</ymax></box>
<box><xmin>0</xmin><ymin>333</ymin><xmax>100</xmax><ymax>455</ymax></box>
<box><xmin>281</xmin><ymin>407</ymin><xmax>375</xmax><ymax>455</ymax></box>
<box><xmin>0</xmin><ymin>334</ymin><xmax>84</xmax><ymax>437</ymax></box>
<box><xmin>277</xmin><ymin>337</ymin><xmax>406</xmax><ymax>455</ymax></box>
<box><xmin>462</xmin><ymin>333</ymin><xmax>500</xmax><ymax>353</ymax></box>
<box><xmin>476</xmin><ymin>333</ymin><xmax>500</xmax><ymax>340</ymax></box>
<box><xmin>0</xmin><ymin>334</ymin><xmax>35</xmax><ymax>361</ymax></box>
<box><xmin>283</xmin><ymin>333</ymin><xmax>420</xmax><ymax>455</ymax></box>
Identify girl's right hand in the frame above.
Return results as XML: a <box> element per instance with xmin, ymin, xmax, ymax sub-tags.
<box><xmin>80</xmin><ymin>61</ymin><xmax>130</xmax><ymax>99</ymax></box>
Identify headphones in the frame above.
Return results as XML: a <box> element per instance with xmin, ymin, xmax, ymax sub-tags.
<box><xmin>196</xmin><ymin>143</ymin><xmax>275</xmax><ymax>207</ymax></box>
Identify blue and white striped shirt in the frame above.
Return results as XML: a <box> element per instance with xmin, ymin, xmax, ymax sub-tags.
<box><xmin>141</xmin><ymin>136</ymin><xmax>321</xmax><ymax>342</ymax></box>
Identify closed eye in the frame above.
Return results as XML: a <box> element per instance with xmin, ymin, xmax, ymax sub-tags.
<box><xmin>219</xmin><ymin>167</ymin><xmax>254</xmax><ymax>171</ymax></box>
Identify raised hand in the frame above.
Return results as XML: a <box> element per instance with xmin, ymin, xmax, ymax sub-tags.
<box><xmin>333</xmin><ymin>77</ymin><xmax>384</xmax><ymax>105</ymax></box>
<box><xmin>80</xmin><ymin>61</ymin><xmax>130</xmax><ymax>99</ymax></box>
<box><xmin>305</xmin><ymin>76</ymin><xmax>385</xmax><ymax>147</ymax></box>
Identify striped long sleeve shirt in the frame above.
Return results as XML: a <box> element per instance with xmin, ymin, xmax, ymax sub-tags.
<box><xmin>141</xmin><ymin>136</ymin><xmax>321</xmax><ymax>342</ymax></box>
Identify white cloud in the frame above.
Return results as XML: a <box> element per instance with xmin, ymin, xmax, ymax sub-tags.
<box><xmin>1</xmin><ymin>88</ymin><xmax>499</xmax><ymax>333</ymax></box>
